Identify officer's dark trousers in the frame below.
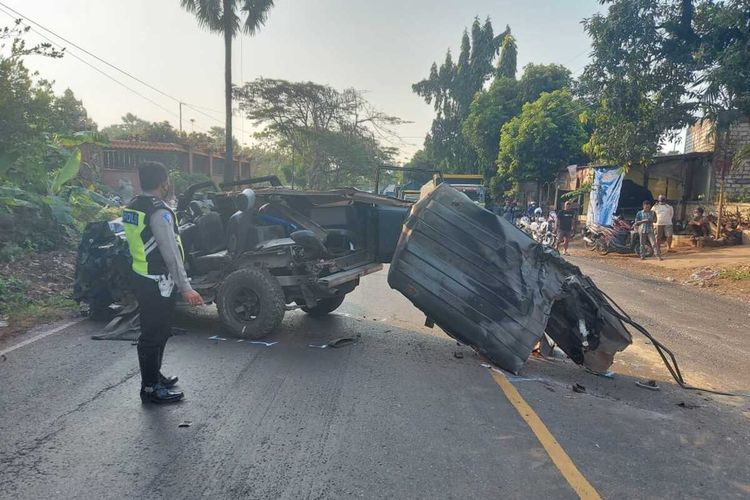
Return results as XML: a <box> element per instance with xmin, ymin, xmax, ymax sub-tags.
<box><xmin>132</xmin><ymin>273</ymin><xmax>176</xmax><ymax>387</ymax></box>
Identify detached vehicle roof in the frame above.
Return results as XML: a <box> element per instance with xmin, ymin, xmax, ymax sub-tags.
<box><xmin>388</xmin><ymin>183</ymin><xmax>632</xmax><ymax>374</ymax></box>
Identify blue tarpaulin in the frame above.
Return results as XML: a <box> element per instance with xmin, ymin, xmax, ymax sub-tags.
<box><xmin>587</xmin><ymin>168</ymin><xmax>624</xmax><ymax>226</ymax></box>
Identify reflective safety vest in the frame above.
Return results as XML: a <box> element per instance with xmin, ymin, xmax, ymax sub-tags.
<box><xmin>122</xmin><ymin>196</ymin><xmax>184</xmax><ymax>276</ymax></box>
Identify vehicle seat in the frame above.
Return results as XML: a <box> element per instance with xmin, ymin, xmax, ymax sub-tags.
<box><xmin>227</xmin><ymin>188</ymin><xmax>257</xmax><ymax>256</ymax></box>
<box><xmin>195</xmin><ymin>212</ymin><xmax>225</xmax><ymax>254</ymax></box>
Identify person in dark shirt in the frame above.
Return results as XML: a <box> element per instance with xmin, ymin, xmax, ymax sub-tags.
<box><xmin>555</xmin><ymin>201</ymin><xmax>576</xmax><ymax>255</ymax></box>
<box><xmin>634</xmin><ymin>199</ymin><xmax>662</xmax><ymax>260</ymax></box>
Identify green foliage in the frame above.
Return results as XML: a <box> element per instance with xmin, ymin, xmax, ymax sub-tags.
<box><xmin>50</xmin><ymin>150</ymin><xmax>81</xmax><ymax>194</ymax></box>
<box><xmin>518</xmin><ymin>63</ymin><xmax>572</xmax><ymax>104</ymax></box>
<box><xmin>462</xmin><ymin>63</ymin><xmax>572</xmax><ymax>180</ymax></box>
<box><xmin>51</xmin><ymin>88</ymin><xmax>98</xmax><ymax>134</ymax></box>
<box><xmin>0</xmin><ymin>275</ymin><xmax>27</xmax><ymax>304</ymax></box>
<box><xmin>718</xmin><ymin>266</ymin><xmax>750</xmax><ymax>281</ymax></box>
<box><xmin>101</xmin><ymin>113</ymin><xmax>181</xmax><ymax>143</ymax></box>
<box><xmin>0</xmin><ymin>21</ymin><xmax>111</xmax><ymax>256</ymax></box>
<box><xmin>579</xmin><ymin>0</ymin><xmax>750</xmax><ymax>170</ymax></box>
<box><xmin>413</xmin><ymin>18</ymin><xmax>508</xmax><ymax>173</ymax></box>
<box><xmin>462</xmin><ymin>78</ymin><xmax>520</xmax><ymax>176</ymax></box>
<box><xmin>561</xmin><ymin>182</ymin><xmax>592</xmax><ymax>200</ymax></box>
<box><xmin>235</xmin><ymin>78</ymin><xmax>401</xmax><ymax>189</ymax></box>
<box><xmin>488</xmin><ymin>172</ymin><xmax>513</xmax><ymax>201</ymax></box>
<box><xmin>498</xmin><ymin>90</ymin><xmax>587</xmax><ymax>185</ymax></box>
<box><xmin>497</xmin><ymin>34</ymin><xmax>517</xmax><ymax>78</ymax></box>
<box><xmin>693</xmin><ymin>0</ymin><xmax>750</xmax><ymax>118</ymax></box>
<box><xmin>180</xmin><ymin>0</ymin><xmax>276</xmax><ymax>182</ymax></box>
<box><xmin>402</xmin><ymin>149</ymin><xmax>438</xmax><ymax>185</ymax></box>
<box><xmin>170</xmin><ymin>169</ymin><xmax>212</xmax><ymax>196</ymax></box>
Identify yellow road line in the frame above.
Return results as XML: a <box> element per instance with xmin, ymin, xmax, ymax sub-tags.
<box><xmin>490</xmin><ymin>370</ymin><xmax>602</xmax><ymax>500</ymax></box>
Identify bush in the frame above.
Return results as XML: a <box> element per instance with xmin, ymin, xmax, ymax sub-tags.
<box><xmin>170</xmin><ymin>170</ymin><xmax>212</xmax><ymax>196</ymax></box>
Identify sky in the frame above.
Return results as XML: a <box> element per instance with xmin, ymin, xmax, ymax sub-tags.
<box><xmin>1</xmin><ymin>0</ymin><xmax>607</xmax><ymax>161</ymax></box>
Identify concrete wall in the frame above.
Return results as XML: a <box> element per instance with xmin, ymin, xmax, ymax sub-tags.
<box><xmin>719</xmin><ymin>118</ymin><xmax>750</xmax><ymax>202</ymax></box>
<box><xmin>686</xmin><ymin>118</ymin><xmax>750</xmax><ymax>202</ymax></box>
<box><xmin>685</xmin><ymin>120</ymin><xmax>714</xmax><ymax>153</ymax></box>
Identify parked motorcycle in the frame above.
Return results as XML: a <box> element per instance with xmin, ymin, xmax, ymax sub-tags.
<box><xmin>593</xmin><ymin>217</ymin><xmax>653</xmax><ymax>257</ymax></box>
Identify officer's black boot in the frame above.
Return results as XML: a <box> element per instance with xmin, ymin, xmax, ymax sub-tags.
<box><xmin>156</xmin><ymin>345</ymin><xmax>179</xmax><ymax>388</ymax></box>
<box><xmin>140</xmin><ymin>383</ymin><xmax>184</xmax><ymax>404</ymax></box>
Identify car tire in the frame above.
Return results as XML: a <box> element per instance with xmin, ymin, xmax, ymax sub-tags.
<box><xmin>301</xmin><ymin>293</ymin><xmax>346</xmax><ymax>317</ymax></box>
<box><xmin>217</xmin><ymin>267</ymin><xmax>285</xmax><ymax>339</ymax></box>
<box><xmin>596</xmin><ymin>240</ymin><xmax>610</xmax><ymax>256</ymax></box>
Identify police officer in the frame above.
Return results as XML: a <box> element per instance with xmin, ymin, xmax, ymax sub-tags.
<box><xmin>123</xmin><ymin>162</ymin><xmax>203</xmax><ymax>404</ymax></box>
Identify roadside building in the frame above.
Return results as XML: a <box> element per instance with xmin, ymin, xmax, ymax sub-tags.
<box><xmin>555</xmin><ymin>117</ymin><xmax>750</xmax><ymax>223</ymax></box>
<box><xmin>81</xmin><ymin>140</ymin><xmax>251</xmax><ymax>195</ymax></box>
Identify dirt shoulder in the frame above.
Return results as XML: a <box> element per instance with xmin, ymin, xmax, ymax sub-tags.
<box><xmin>0</xmin><ymin>249</ymin><xmax>79</xmax><ymax>342</ymax></box>
<box><xmin>567</xmin><ymin>240</ymin><xmax>750</xmax><ymax>302</ymax></box>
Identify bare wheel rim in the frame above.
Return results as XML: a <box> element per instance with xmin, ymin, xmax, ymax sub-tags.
<box><xmin>231</xmin><ymin>288</ymin><xmax>261</xmax><ymax>322</ymax></box>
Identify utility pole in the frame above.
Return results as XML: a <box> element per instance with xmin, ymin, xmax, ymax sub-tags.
<box><xmin>179</xmin><ymin>102</ymin><xmax>184</xmax><ymax>132</ymax></box>
<box><xmin>190</xmin><ymin>118</ymin><xmax>195</xmax><ymax>133</ymax></box>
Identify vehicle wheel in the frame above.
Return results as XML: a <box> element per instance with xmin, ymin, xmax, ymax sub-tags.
<box><xmin>88</xmin><ymin>293</ymin><xmax>115</xmax><ymax>321</ymax></box>
<box><xmin>596</xmin><ymin>240</ymin><xmax>610</xmax><ymax>256</ymax></box>
<box><xmin>542</xmin><ymin>234</ymin><xmax>556</xmax><ymax>247</ymax></box>
<box><xmin>217</xmin><ymin>267</ymin><xmax>285</xmax><ymax>339</ymax></box>
<box><xmin>301</xmin><ymin>293</ymin><xmax>346</xmax><ymax>317</ymax></box>
<box><xmin>583</xmin><ymin>235</ymin><xmax>597</xmax><ymax>251</ymax></box>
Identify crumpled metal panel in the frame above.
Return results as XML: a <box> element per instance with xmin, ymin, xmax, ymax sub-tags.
<box><xmin>388</xmin><ymin>183</ymin><xmax>631</xmax><ymax>374</ymax></box>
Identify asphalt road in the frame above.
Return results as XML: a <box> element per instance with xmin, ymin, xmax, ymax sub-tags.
<box><xmin>1</xmin><ymin>259</ymin><xmax>749</xmax><ymax>499</ymax></box>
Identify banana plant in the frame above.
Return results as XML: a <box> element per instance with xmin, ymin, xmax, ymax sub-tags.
<box><xmin>49</xmin><ymin>131</ymin><xmax>109</xmax><ymax>195</ymax></box>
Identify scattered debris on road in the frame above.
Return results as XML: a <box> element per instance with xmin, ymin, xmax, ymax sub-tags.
<box><xmin>686</xmin><ymin>267</ymin><xmax>720</xmax><ymax>287</ymax></box>
<box><xmin>208</xmin><ymin>335</ymin><xmax>227</xmax><ymax>341</ymax></box>
<box><xmin>249</xmin><ymin>340</ymin><xmax>278</xmax><ymax>347</ymax></box>
<box><xmin>572</xmin><ymin>383</ymin><xmax>587</xmax><ymax>394</ymax></box>
<box><xmin>308</xmin><ymin>337</ymin><xmax>357</xmax><ymax>349</ymax></box>
<box><xmin>585</xmin><ymin>368</ymin><xmax>615</xmax><ymax>379</ymax></box>
<box><xmin>453</xmin><ymin>351</ymin><xmax>464</xmax><ymax>359</ymax></box>
<box><xmin>676</xmin><ymin>402</ymin><xmax>703</xmax><ymax>409</ymax></box>
<box><xmin>178</xmin><ymin>421</ymin><xmax>192</xmax><ymax>428</ymax></box>
<box><xmin>635</xmin><ymin>380</ymin><xmax>660</xmax><ymax>391</ymax></box>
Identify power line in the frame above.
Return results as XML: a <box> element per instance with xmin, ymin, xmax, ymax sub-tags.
<box><xmin>0</xmin><ymin>2</ymin><xmax>257</xmax><ymax>144</ymax></box>
<box><xmin>0</xmin><ymin>0</ymin><xmax>181</xmax><ymax>105</ymax></box>
<box><xmin>0</xmin><ymin>6</ymin><xmax>180</xmax><ymax>119</ymax></box>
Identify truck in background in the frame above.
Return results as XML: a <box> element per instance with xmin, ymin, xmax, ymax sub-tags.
<box><xmin>420</xmin><ymin>174</ymin><xmax>486</xmax><ymax>207</ymax></box>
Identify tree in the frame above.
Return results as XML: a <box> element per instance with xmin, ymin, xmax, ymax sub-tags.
<box><xmin>0</xmin><ymin>20</ymin><xmax>65</xmax><ymax>191</ymax></box>
<box><xmin>412</xmin><ymin>17</ymin><xmax>508</xmax><ymax>173</ymax></box>
<box><xmin>462</xmin><ymin>77</ymin><xmax>520</xmax><ymax>176</ymax></box>
<box><xmin>180</xmin><ymin>0</ymin><xmax>275</xmax><ymax>184</ymax></box>
<box><xmin>497</xmin><ymin>90</ymin><xmax>587</xmax><ymax>191</ymax></box>
<box><xmin>518</xmin><ymin>63</ymin><xmax>571</xmax><ymax>104</ymax></box>
<box><xmin>578</xmin><ymin>0</ymin><xmax>697</xmax><ymax>170</ymax></box>
<box><xmin>101</xmin><ymin>114</ymin><xmax>181</xmax><ymax>143</ymax></box>
<box><xmin>403</xmin><ymin>149</ymin><xmax>438</xmax><ymax>185</ymax></box>
<box><xmin>462</xmin><ymin>63</ymin><xmax>572</xmax><ymax>177</ymax></box>
<box><xmin>52</xmin><ymin>88</ymin><xmax>97</xmax><ymax>134</ymax></box>
<box><xmin>234</xmin><ymin>78</ymin><xmax>401</xmax><ymax>189</ymax></box>
<box><xmin>496</xmin><ymin>33</ymin><xmax>517</xmax><ymax>79</ymax></box>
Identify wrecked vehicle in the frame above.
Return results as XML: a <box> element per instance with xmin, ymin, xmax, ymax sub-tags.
<box><xmin>75</xmin><ymin>177</ymin><xmax>411</xmax><ymax>339</ymax></box>
<box><xmin>76</xmin><ymin>178</ymin><xmax>631</xmax><ymax>374</ymax></box>
<box><xmin>388</xmin><ymin>183</ymin><xmax>633</xmax><ymax>374</ymax></box>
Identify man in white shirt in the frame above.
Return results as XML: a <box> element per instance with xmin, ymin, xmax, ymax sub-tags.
<box><xmin>653</xmin><ymin>194</ymin><xmax>674</xmax><ymax>252</ymax></box>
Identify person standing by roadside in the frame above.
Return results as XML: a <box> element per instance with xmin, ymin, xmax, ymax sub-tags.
<box><xmin>653</xmin><ymin>194</ymin><xmax>674</xmax><ymax>253</ymax></box>
<box><xmin>555</xmin><ymin>200</ymin><xmax>576</xmax><ymax>255</ymax></box>
<box><xmin>123</xmin><ymin>162</ymin><xmax>204</xmax><ymax>404</ymax></box>
<box><xmin>503</xmin><ymin>199</ymin><xmax>516</xmax><ymax>223</ymax></box>
<box><xmin>634</xmin><ymin>200</ymin><xmax>662</xmax><ymax>261</ymax></box>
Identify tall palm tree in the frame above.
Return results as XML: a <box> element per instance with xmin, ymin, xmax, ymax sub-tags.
<box><xmin>180</xmin><ymin>0</ymin><xmax>275</xmax><ymax>183</ymax></box>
